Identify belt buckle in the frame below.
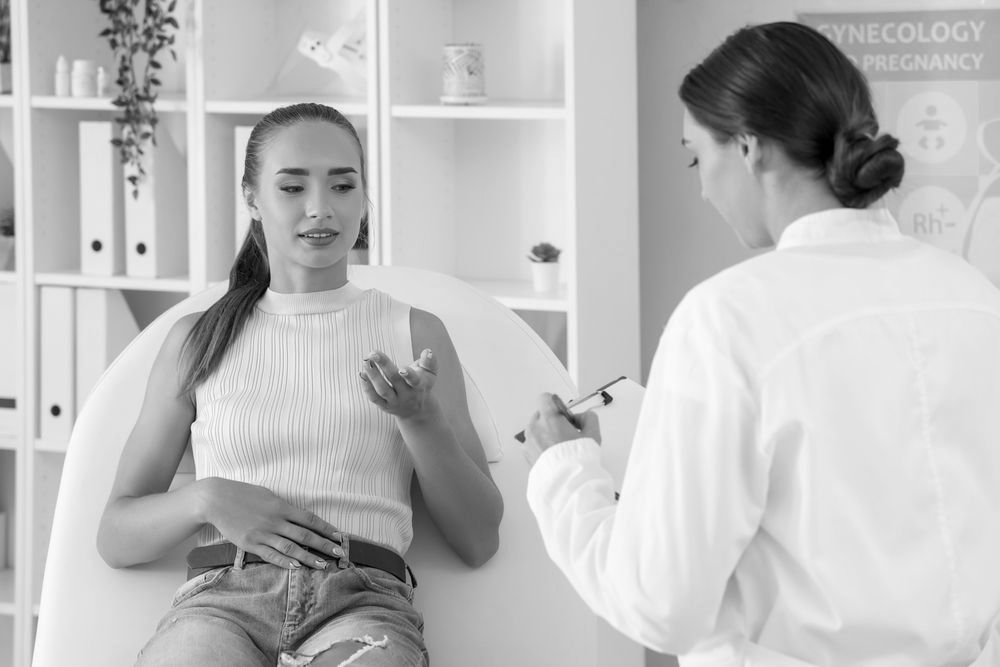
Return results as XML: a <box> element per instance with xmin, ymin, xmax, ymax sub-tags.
<box><xmin>331</xmin><ymin>532</ymin><xmax>350</xmax><ymax>569</ymax></box>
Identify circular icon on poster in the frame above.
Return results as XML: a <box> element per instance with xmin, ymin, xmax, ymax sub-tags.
<box><xmin>897</xmin><ymin>92</ymin><xmax>967</xmax><ymax>164</ymax></box>
<box><xmin>898</xmin><ymin>185</ymin><xmax>967</xmax><ymax>253</ymax></box>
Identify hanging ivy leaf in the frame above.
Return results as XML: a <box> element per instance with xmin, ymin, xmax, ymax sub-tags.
<box><xmin>96</xmin><ymin>0</ymin><xmax>179</xmax><ymax>199</ymax></box>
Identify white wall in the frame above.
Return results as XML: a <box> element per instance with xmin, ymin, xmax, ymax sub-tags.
<box><xmin>636</xmin><ymin>4</ymin><xmax>796</xmax><ymax>660</ymax></box>
<box><xmin>636</xmin><ymin>0</ymin><xmax>803</xmax><ymax>382</ymax></box>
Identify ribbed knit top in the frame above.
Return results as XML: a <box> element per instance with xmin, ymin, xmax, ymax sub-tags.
<box><xmin>191</xmin><ymin>283</ymin><xmax>416</xmax><ymax>554</ymax></box>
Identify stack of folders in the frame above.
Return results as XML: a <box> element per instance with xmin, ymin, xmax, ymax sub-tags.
<box><xmin>79</xmin><ymin>120</ymin><xmax>189</xmax><ymax>279</ymax></box>
<box><xmin>0</xmin><ymin>284</ymin><xmax>18</xmax><ymax>439</ymax></box>
<box><xmin>38</xmin><ymin>286</ymin><xmax>139</xmax><ymax>445</ymax></box>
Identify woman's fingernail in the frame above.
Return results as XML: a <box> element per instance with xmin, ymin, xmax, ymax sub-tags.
<box><xmin>316</xmin><ymin>559</ymin><xmax>327</xmax><ymax>569</ymax></box>
<box><xmin>399</xmin><ymin>368</ymin><xmax>408</xmax><ymax>375</ymax></box>
<box><xmin>290</xmin><ymin>561</ymin><xmax>301</xmax><ymax>569</ymax></box>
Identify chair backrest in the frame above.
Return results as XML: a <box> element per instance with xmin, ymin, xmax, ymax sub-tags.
<box><xmin>33</xmin><ymin>265</ymin><xmax>642</xmax><ymax>666</ymax></box>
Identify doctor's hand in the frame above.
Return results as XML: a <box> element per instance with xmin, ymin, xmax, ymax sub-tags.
<box><xmin>522</xmin><ymin>393</ymin><xmax>601</xmax><ymax>466</ymax></box>
<box><xmin>359</xmin><ymin>349</ymin><xmax>439</xmax><ymax>420</ymax></box>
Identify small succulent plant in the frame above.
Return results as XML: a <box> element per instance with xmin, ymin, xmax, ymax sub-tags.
<box><xmin>528</xmin><ymin>242</ymin><xmax>561</xmax><ymax>263</ymax></box>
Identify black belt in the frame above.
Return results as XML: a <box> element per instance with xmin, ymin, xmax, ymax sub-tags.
<box><xmin>186</xmin><ymin>538</ymin><xmax>413</xmax><ymax>586</ymax></box>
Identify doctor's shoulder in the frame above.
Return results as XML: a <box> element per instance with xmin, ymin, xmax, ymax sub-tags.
<box><xmin>676</xmin><ymin>257</ymin><xmax>775</xmax><ymax>328</ymax></box>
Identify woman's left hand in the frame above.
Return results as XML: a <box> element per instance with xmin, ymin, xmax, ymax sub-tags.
<box><xmin>359</xmin><ymin>349</ymin><xmax>438</xmax><ymax>420</ymax></box>
<box><xmin>523</xmin><ymin>393</ymin><xmax>602</xmax><ymax>465</ymax></box>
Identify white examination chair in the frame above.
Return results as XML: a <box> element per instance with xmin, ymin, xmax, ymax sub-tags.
<box><xmin>33</xmin><ymin>265</ymin><xmax>642</xmax><ymax>666</ymax></box>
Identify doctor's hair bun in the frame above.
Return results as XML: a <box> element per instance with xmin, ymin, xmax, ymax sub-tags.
<box><xmin>826</xmin><ymin>127</ymin><xmax>905</xmax><ymax>209</ymax></box>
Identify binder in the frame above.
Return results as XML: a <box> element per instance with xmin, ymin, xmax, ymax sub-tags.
<box><xmin>0</xmin><ymin>136</ymin><xmax>13</xmax><ymax>272</ymax></box>
<box><xmin>75</xmin><ymin>288</ymin><xmax>139</xmax><ymax>414</ymax></box>
<box><xmin>234</xmin><ymin>125</ymin><xmax>254</xmax><ymax>255</ymax></box>
<box><xmin>79</xmin><ymin>121</ymin><xmax>125</xmax><ymax>275</ymax></box>
<box><xmin>0</xmin><ymin>284</ymin><xmax>18</xmax><ymax>437</ymax></box>
<box><xmin>124</xmin><ymin>131</ymin><xmax>188</xmax><ymax>278</ymax></box>
<box><xmin>39</xmin><ymin>286</ymin><xmax>75</xmax><ymax>442</ymax></box>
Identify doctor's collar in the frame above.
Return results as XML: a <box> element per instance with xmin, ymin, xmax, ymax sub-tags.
<box><xmin>777</xmin><ymin>207</ymin><xmax>902</xmax><ymax>251</ymax></box>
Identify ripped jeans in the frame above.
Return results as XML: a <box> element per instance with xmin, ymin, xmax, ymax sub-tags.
<box><xmin>135</xmin><ymin>560</ymin><xmax>428</xmax><ymax>667</ymax></box>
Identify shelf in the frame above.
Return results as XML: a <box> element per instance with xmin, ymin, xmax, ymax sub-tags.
<box><xmin>206</xmin><ymin>96</ymin><xmax>368</xmax><ymax>116</ymax></box>
<box><xmin>467</xmin><ymin>279</ymin><xmax>569</xmax><ymax>312</ymax></box>
<box><xmin>0</xmin><ymin>271</ymin><xmax>15</xmax><ymax>284</ymax></box>
<box><xmin>0</xmin><ymin>568</ymin><xmax>13</xmax><ymax>616</ymax></box>
<box><xmin>0</xmin><ymin>434</ymin><xmax>16</xmax><ymax>452</ymax></box>
<box><xmin>34</xmin><ymin>272</ymin><xmax>192</xmax><ymax>293</ymax></box>
<box><xmin>0</xmin><ymin>95</ymin><xmax>13</xmax><ymax>108</ymax></box>
<box><xmin>34</xmin><ymin>439</ymin><xmax>67</xmax><ymax>454</ymax></box>
<box><xmin>31</xmin><ymin>93</ymin><xmax>188</xmax><ymax>112</ymax></box>
<box><xmin>392</xmin><ymin>100</ymin><xmax>566</xmax><ymax>120</ymax></box>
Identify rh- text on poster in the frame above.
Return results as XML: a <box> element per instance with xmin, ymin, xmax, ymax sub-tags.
<box><xmin>800</xmin><ymin>10</ymin><xmax>1000</xmax><ymax>284</ymax></box>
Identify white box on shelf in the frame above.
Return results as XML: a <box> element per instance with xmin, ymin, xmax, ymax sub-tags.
<box><xmin>79</xmin><ymin>121</ymin><xmax>125</xmax><ymax>276</ymax></box>
<box><xmin>39</xmin><ymin>286</ymin><xmax>76</xmax><ymax>442</ymax></box>
<box><xmin>124</xmin><ymin>131</ymin><xmax>188</xmax><ymax>278</ymax></box>
<box><xmin>0</xmin><ymin>284</ymin><xmax>17</xmax><ymax>437</ymax></box>
<box><xmin>75</xmin><ymin>288</ymin><xmax>139</xmax><ymax>414</ymax></box>
<box><xmin>234</xmin><ymin>125</ymin><xmax>254</xmax><ymax>255</ymax></box>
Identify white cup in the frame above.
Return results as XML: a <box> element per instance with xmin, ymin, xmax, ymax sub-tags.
<box><xmin>71</xmin><ymin>59</ymin><xmax>97</xmax><ymax>97</ymax></box>
<box><xmin>441</xmin><ymin>43</ymin><xmax>487</xmax><ymax>105</ymax></box>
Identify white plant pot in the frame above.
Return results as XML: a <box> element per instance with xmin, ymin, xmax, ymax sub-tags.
<box><xmin>0</xmin><ymin>236</ymin><xmax>13</xmax><ymax>271</ymax></box>
<box><xmin>530</xmin><ymin>261</ymin><xmax>560</xmax><ymax>293</ymax></box>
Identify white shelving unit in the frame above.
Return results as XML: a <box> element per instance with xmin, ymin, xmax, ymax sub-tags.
<box><xmin>2</xmin><ymin>1</ymin><xmax>639</xmax><ymax>664</ymax></box>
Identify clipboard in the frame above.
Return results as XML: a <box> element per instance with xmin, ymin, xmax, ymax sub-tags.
<box><xmin>515</xmin><ymin>376</ymin><xmax>646</xmax><ymax>496</ymax></box>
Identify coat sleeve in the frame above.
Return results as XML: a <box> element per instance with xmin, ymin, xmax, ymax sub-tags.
<box><xmin>526</xmin><ymin>295</ymin><xmax>771</xmax><ymax>655</ymax></box>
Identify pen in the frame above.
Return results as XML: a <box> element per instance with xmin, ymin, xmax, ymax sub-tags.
<box><xmin>551</xmin><ymin>394</ymin><xmax>582</xmax><ymax>429</ymax></box>
<box><xmin>513</xmin><ymin>376</ymin><xmax>627</xmax><ymax>443</ymax></box>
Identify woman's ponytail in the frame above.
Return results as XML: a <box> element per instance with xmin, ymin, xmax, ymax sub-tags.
<box><xmin>179</xmin><ymin>219</ymin><xmax>269</xmax><ymax>394</ymax></box>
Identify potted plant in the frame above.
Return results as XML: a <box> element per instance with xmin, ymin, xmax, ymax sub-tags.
<box><xmin>527</xmin><ymin>242</ymin><xmax>561</xmax><ymax>293</ymax></box>
<box><xmin>0</xmin><ymin>207</ymin><xmax>13</xmax><ymax>270</ymax></box>
<box><xmin>0</xmin><ymin>0</ymin><xmax>11</xmax><ymax>94</ymax></box>
<box><xmin>97</xmin><ymin>0</ymin><xmax>179</xmax><ymax>199</ymax></box>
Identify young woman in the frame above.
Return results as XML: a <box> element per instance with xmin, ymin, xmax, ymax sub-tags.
<box><xmin>524</xmin><ymin>22</ymin><xmax>1000</xmax><ymax>665</ymax></box>
<box><xmin>98</xmin><ymin>103</ymin><xmax>503</xmax><ymax>666</ymax></box>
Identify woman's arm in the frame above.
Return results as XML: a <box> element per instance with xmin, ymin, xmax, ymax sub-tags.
<box><xmin>98</xmin><ymin>313</ymin><xmax>346</xmax><ymax>570</ymax></box>
<box><xmin>97</xmin><ymin>313</ymin><xmax>206</xmax><ymax>567</ymax></box>
<box><xmin>522</xmin><ymin>297</ymin><xmax>769</xmax><ymax>654</ymax></box>
<box><xmin>360</xmin><ymin>309</ymin><xmax>503</xmax><ymax>567</ymax></box>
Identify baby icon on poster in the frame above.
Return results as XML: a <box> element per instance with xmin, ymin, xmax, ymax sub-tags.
<box><xmin>897</xmin><ymin>91</ymin><xmax>968</xmax><ymax>165</ymax></box>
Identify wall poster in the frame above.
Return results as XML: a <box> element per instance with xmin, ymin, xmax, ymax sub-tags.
<box><xmin>800</xmin><ymin>10</ymin><xmax>1000</xmax><ymax>284</ymax></box>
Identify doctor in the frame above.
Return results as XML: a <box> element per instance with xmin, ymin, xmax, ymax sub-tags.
<box><xmin>523</xmin><ymin>21</ymin><xmax>1000</xmax><ymax>666</ymax></box>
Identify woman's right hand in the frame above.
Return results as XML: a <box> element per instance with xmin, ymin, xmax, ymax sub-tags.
<box><xmin>198</xmin><ymin>477</ymin><xmax>343</xmax><ymax>570</ymax></box>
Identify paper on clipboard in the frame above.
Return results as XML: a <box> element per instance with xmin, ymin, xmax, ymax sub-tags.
<box><xmin>568</xmin><ymin>376</ymin><xmax>645</xmax><ymax>492</ymax></box>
